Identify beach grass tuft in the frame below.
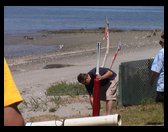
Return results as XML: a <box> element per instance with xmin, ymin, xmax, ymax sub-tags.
<box><xmin>47</xmin><ymin>81</ymin><xmax>87</xmax><ymax>97</ymax></box>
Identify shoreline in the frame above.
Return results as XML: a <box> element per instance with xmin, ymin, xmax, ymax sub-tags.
<box><xmin>5</xmin><ymin>29</ymin><xmax>160</xmax><ymax>64</ymax></box>
<box><xmin>4</xmin><ymin>28</ymin><xmax>161</xmax><ymax>37</ymax></box>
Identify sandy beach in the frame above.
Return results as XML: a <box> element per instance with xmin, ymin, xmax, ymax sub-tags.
<box><xmin>4</xmin><ymin>29</ymin><xmax>162</xmax><ymax>122</ymax></box>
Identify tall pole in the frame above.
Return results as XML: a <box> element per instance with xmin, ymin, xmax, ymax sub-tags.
<box><xmin>101</xmin><ymin>17</ymin><xmax>110</xmax><ymax>67</ymax></box>
<box><xmin>96</xmin><ymin>42</ymin><xmax>101</xmax><ymax>75</ymax></box>
<box><xmin>110</xmin><ymin>42</ymin><xmax>121</xmax><ymax>69</ymax></box>
<box><xmin>93</xmin><ymin>42</ymin><xmax>101</xmax><ymax>116</ymax></box>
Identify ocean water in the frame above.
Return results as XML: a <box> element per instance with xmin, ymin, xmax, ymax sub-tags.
<box><xmin>4</xmin><ymin>6</ymin><xmax>164</xmax><ymax>58</ymax></box>
<box><xmin>4</xmin><ymin>6</ymin><xmax>164</xmax><ymax>34</ymax></box>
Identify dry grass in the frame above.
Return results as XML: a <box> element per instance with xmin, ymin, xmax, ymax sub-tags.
<box><xmin>26</xmin><ymin>98</ymin><xmax>164</xmax><ymax>126</ymax></box>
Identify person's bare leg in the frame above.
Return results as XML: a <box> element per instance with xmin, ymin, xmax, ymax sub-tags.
<box><xmin>89</xmin><ymin>95</ymin><xmax>93</xmax><ymax>108</ymax></box>
<box><xmin>4</xmin><ymin>104</ymin><xmax>25</xmax><ymax>126</ymax></box>
<box><xmin>106</xmin><ymin>100</ymin><xmax>112</xmax><ymax>115</ymax></box>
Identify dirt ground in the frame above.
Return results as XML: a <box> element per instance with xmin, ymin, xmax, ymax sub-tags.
<box><xmin>4</xmin><ymin>29</ymin><xmax>162</xmax><ymax>123</ymax></box>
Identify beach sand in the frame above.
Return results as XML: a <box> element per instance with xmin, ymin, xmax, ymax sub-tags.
<box><xmin>4</xmin><ymin>29</ymin><xmax>162</xmax><ymax>122</ymax></box>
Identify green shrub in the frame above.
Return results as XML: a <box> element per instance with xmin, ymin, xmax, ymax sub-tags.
<box><xmin>47</xmin><ymin>81</ymin><xmax>87</xmax><ymax>96</ymax></box>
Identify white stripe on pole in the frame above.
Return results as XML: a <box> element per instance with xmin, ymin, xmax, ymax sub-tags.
<box><xmin>96</xmin><ymin>42</ymin><xmax>101</xmax><ymax>75</ymax></box>
<box><xmin>101</xmin><ymin>17</ymin><xmax>110</xmax><ymax>67</ymax></box>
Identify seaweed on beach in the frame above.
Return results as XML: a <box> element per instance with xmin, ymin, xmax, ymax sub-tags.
<box><xmin>43</xmin><ymin>64</ymin><xmax>74</xmax><ymax>69</ymax></box>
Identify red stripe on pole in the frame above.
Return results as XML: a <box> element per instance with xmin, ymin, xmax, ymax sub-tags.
<box><xmin>110</xmin><ymin>44</ymin><xmax>121</xmax><ymax>69</ymax></box>
<box><xmin>92</xmin><ymin>76</ymin><xmax>100</xmax><ymax>116</ymax></box>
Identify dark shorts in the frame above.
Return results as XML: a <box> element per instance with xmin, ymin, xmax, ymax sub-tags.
<box><xmin>156</xmin><ymin>91</ymin><xmax>164</xmax><ymax>102</ymax></box>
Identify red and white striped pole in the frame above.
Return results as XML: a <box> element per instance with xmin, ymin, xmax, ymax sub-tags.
<box><xmin>92</xmin><ymin>42</ymin><xmax>101</xmax><ymax>116</ymax></box>
<box><xmin>110</xmin><ymin>43</ymin><xmax>121</xmax><ymax>69</ymax></box>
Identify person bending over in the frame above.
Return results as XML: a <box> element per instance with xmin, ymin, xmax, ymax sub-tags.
<box><xmin>77</xmin><ymin>67</ymin><xmax>117</xmax><ymax>115</ymax></box>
